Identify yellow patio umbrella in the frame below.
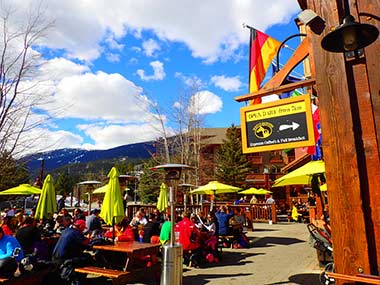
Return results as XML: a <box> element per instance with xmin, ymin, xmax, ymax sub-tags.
<box><xmin>239</xmin><ymin>187</ymin><xmax>272</xmax><ymax>195</ymax></box>
<box><xmin>35</xmin><ymin>174</ymin><xmax>57</xmax><ymax>220</ymax></box>
<box><xmin>93</xmin><ymin>185</ymin><xmax>130</xmax><ymax>194</ymax></box>
<box><xmin>99</xmin><ymin>167</ymin><xmax>125</xmax><ymax>226</ymax></box>
<box><xmin>157</xmin><ymin>183</ymin><xmax>169</xmax><ymax>213</ymax></box>
<box><xmin>0</xmin><ymin>184</ymin><xmax>41</xmax><ymax>195</ymax></box>
<box><xmin>190</xmin><ymin>181</ymin><xmax>241</xmax><ymax>210</ymax></box>
<box><xmin>320</xmin><ymin>184</ymin><xmax>327</xmax><ymax>191</ymax></box>
<box><xmin>272</xmin><ymin>160</ymin><xmax>326</xmax><ymax>187</ymax></box>
<box><xmin>93</xmin><ymin>184</ymin><xmax>108</xmax><ymax>194</ymax></box>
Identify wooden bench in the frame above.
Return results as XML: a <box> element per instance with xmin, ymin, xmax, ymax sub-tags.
<box><xmin>326</xmin><ymin>272</ymin><xmax>380</xmax><ymax>284</ymax></box>
<box><xmin>218</xmin><ymin>235</ymin><xmax>236</xmax><ymax>252</ymax></box>
<box><xmin>0</xmin><ymin>268</ymin><xmax>50</xmax><ymax>285</ymax></box>
<box><xmin>75</xmin><ymin>266</ymin><xmax>131</xmax><ymax>285</ymax></box>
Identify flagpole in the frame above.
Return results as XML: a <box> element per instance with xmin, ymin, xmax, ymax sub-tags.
<box><xmin>274</xmin><ymin>33</ymin><xmax>306</xmax><ymax>73</ymax></box>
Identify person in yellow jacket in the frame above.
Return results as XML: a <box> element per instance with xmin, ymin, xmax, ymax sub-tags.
<box><xmin>292</xmin><ymin>205</ymin><xmax>301</xmax><ymax>222</ymax></box>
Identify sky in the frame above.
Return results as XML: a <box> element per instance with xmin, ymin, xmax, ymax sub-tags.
<box><xmin>5</xmin><ymin>0</ymin><xmax>303</xmax><ymax>155</ymax></box>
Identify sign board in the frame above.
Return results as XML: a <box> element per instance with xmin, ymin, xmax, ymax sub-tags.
<box><xmin>240</xmin><ymin>94</ymin><xmax>315</xmax><ymax>153</ymax></box>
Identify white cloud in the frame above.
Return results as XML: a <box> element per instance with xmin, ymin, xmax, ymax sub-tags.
<box><xmin>106</xmin><ymin>53</ymin><xmax>121</xmax><ymax>62</ymax></box>
<box><xmin>8</xmin><ymin>0</ymin><xmax>299</xmax><ymax>62</ymax></box>
<box><xmin>78</xmin><ymin>123</ymin><xmax>165</xmax><ymax>150</ymax></box>
<box><xmin>17</xmin><ymin>128</ymin><xmax>84</xmax><ymax>156</ymax></box>
<box><xmin>105</xmin><ymin>35</ymin><xmax>125</xmax><ymax>51</ymax></box>
<box><xmin>42</xmin><ymin>71</ymin><xmax>152</xmax><ymax>123</ymax></box>
<box><xmin>142</xmin><ymin>39</ymin><xmax>161</xmax><ymax>57</ymax></box>
<box><xmin>211</xmin><ymin>75</ymin><xmax>243</xmax><ymax>92</ymax></box>
<box><xmin>189</xmin><ymin>91</ymin><xmax>223</xmax><ymax>115</ymax></box>
<box><xmin>174</xmin><ymin>72</ymin><xmax>203</xmax><ymax>88</ymax></box>
<box><xmin>39</xmin><ymin>58</ymin><xmax>90</xmax><ymax>80</ymax></box>
<box><xmin>137</xmin><ymin>60</ymin><xmax>166</xmax><ymax>81</ymax></box>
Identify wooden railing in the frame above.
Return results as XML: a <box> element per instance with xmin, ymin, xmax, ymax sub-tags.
<box><xmin>126</xmin><ymin>202</ymin><xmax>278</xmax><ymax>230</ymax></box>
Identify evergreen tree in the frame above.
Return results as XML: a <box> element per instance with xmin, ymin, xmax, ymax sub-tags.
<box><xmin>55</xmin><ymin>171</ymin><xmax>76</xmax><ymax>195</ymax></box>
<box><xmin>137</xmin><ymin>159</ymin><xmax>165</xmax><ymax>203</ymax></box>
<box><xmin>0</xmin><ymin>151</ymin><xmax>30</xmax><ymax>191</ymax></box>
<box><xmin>215</xmin><ymin>125</ymin><xmax>251</xmax><ymax>186</ymax></box>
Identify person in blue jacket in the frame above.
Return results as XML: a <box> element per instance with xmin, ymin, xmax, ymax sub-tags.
<box><xmin>215</xmin><ymin>205</ymin><xmax>233</xmax><ymax>236</ymax></box>
<box><xmin>0</xmin><ymin>226</ymin><xmax>23</xmax><ymax>277</ymax></box>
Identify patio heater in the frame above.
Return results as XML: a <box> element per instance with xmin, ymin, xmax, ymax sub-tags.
<box><xmin>151</xmin><ymin>164</ymin><xmax>193</xmax><ymax>285</ymax></box>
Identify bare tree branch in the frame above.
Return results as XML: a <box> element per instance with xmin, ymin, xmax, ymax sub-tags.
<box><xmin>0</xmin><ymin>1</ymin><xmax>54</xmax><ymax>159</ymax></box>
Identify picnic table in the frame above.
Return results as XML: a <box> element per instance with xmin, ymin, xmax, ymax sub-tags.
<box><xmin>76</xmin><ymin>241</ymin><xmax>161</xmax><ymax>284</ymax></box>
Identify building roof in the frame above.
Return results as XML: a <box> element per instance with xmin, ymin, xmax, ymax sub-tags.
<box><xmin>198</xmin><ymin>128</ymin><xmax>228</xmax><ymax>145</ymax></box>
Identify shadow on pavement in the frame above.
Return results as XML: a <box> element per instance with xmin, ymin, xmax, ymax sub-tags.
<box><xmin>266</xmin><ymin>273</ymin><xmax>321</xmax><ymax>285</ymax></box>
<box><xmin>251</xmin><ymin>228</ymin><xmax>279</xmax><ymax>232</ymax></box>
<box><xmin>183</xmin><ymin>273</ymin><xmax>253</xmax><ymax>285</ymax></box>
<box><xmin>206</xmin><ymin>251</ymin><xmax>263</xmax><ymax>268</ymax></box>
<box><xmin>253</xmin><ymin>236</ymin><xmax>306</xmax><ymax>247</ymax></box>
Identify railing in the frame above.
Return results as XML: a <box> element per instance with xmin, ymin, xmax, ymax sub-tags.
<box><xmin>126</xmin><ymin>202</ymin><xmax>278</xmax><ymax>229</ymax></box>
<box><xmin>249</xmin><ymin>156</ymin><xmax>264</xmax><ymax>164</ymax></box>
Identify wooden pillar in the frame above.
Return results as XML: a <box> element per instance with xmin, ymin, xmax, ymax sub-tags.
<box><xmin>302</xmin><ymin>0</ymin><xmax>380</xmax><ymax>278</ymax></box>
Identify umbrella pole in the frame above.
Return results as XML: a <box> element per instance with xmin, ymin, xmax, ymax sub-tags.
<box><xmin>112</xmin><ymin>216</ymin><xmax>115</xmax><ymax>244</ymax></box>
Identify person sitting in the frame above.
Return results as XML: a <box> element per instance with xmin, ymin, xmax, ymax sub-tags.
<box><xmin>52</xmin><ymin>220</ymin><xmax>92</xmax><ymax>284</ymax></box>
<box><xmin>142</xmin><ymin>213</ymin><xmax>160</xmax><ymax>243</ymax></box>
<box><xmin>0</xmin><ymin>226</ymin><xmax>23</xmax><ymax>277</ymax></box>
<box><xmin>250</xmin><ymin>195</ymin><xmax>258</xmax><ymax>204</ymax></box>
<box><xmin>60</xmin><ymin>208</ymin><xmax>72</xmax><ymax>220</ymax></box>
<box><xmin>52</xmin><ymin>219</ymin><xmax>90</xmax><ymax>264</ymax></box>
<box><xmin>174</xmin><ymin>211</ymin><xmax>202</xmax><ymax>267</ymax></box>
<box><xmin>130</xmin><ymin>210</ymin><xmax>147</xmax><ymax>228</ymax></box>
<box><xmin>1</xmin><ymin>216</ymin><xmax>14</xmax><ymax>236</ymax></box>
<box><xmin>15</xmin><ymin>217</ymin><xmax>41</xmax><ymax>255</ymax></box>
<box><xmin>230</xmin><ymin>207</ymin><xmax>245</xmax><ymax>234</ymax></box>
<box><xmin>159</xmin><ymin>215</ymin><xmax>171</xmax><ymax>245</ymax></box>
<box><xmin>202</xmin><ymin>212</ymin><xmax>219</xmax><ymax>262</ymax></box>
<box><xmin>215</xmin><ymin>205</ymin><xmax>234</xmax><ymax>236</ymax></box>
<box><xmin>85</xmin><ymin>209</ymin><xmax>102</xmax><ymax>236</ymax></box>
<box><xmin>57</xmin><ymin>195</ymin><xmax>66</xmax><ymax>213</ymax></box>
<box><xmin>105</xmin><ymin>217</ymin><xmax>132</xmax><ymax>242</ymax></box>
<box><xmin>73</xmin><ymin>208</ymin><xmax>86</xmax><ymax>222</ymax></box>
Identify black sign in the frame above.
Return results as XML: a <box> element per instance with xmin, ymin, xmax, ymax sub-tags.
<box><xmin>240</xmin><ymin>95</ymin><xmax>315</xmax><ymax>153</ymax></box>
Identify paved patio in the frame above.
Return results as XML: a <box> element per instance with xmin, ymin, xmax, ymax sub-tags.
<box><xmin>85</xmin><ymin>222</ymin><xmax>323</xmax><ymax>285</ymax></box>
<box><xmin>182</xmin><ymin>222</ymin><xmax>322</xmax><ymax>285</ymax></box>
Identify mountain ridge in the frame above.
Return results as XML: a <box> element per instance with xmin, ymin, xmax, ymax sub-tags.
<box><xmin>22</xmin><ymin>141</ymin><xmax>155</xmax><ymax>176</ymax></box>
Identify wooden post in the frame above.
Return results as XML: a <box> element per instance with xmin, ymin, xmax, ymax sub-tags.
<box><xmin>301</xmin><ymin>0</ymin><xmax>380</xmax><ymax>278</ymax></box>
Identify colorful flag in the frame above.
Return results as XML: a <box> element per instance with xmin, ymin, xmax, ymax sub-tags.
<box><xmin>307</xmin><ymin>103</ymin><xmax>322</xmax><ymax>159</ymax></box>
<box><xmin>249</xmin><ymin>28</ymin><xmax>281</xmax><ymax>104</ymax></box>
<box><xmin>270</xmin><ymin>63</ymin><xmax>303</xmax><ymax>99</ymax></box>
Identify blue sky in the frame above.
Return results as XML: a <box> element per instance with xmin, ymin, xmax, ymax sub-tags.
<box><xmin>7</xmin><ymin>0</ymin><xmax>303</xmax><ymax>155</ymax></box>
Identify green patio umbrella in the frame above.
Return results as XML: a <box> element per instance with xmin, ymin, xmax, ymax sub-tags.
<box><xmin>35</xmin><ymin>174</ymin><xmax>57</xmax><ymax>220</ymax></box>
<box><xmin>99</xmin><ymin>167</ymin><xmax>124</xmax><ymax>226</ymax></box>
<box><xmin>157</xmin><ymin>183</ymin><xmax>168</xmax><ymax>212</ymax></box>
<box><xmin>93</xmin><ymin>185</ymin><xmax>130</xmax><ymax>194</ymax></box>
<box><xmin>0</xmin><ymin>184</ymin><xmax>41</xmax><ymax>195</ymax></box>
<box><xmin>190</xmin><ymin>181</ymin><xmax>241</xmax><ymax>211</ymax></box>
<box><xmin>93</xmin><ymin>184</ymin><xmax>109</xmax><ymax>194</ymax></box>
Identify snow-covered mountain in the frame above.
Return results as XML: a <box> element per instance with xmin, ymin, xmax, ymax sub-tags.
<box><xmin>22</xmin><ymin>141</ymin><xmax>155</xmax><ymax>175</ymax></box>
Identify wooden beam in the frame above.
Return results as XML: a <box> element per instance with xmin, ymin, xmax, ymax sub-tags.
<box><xmin>234</xmin><ymin>37</ymin><xmax>312</xmax><ymax>102</ymax></box>
<box><xmin>234</xmin><ymin>78</ymin><xmax>315</xmax><ymax>102</ymax></box>
<box><xmin>326</xmin><ymin>272</ymin><xmax>380</xmax><ymax>284</ymax></box>
<box><xmin>305</xmin><ymin>0</ymin><xmax>380</xmax><ymax>279</ymax></box>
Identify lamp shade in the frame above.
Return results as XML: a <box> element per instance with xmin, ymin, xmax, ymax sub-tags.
<box><xmin>321</xmin><ymin>14</ymin><xmax>379</xmax><ymax>52</ymax></box>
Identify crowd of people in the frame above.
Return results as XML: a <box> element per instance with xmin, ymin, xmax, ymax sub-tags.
<box><xmin>0</xmin><ymin>201</ymin><xmax>252</xmax><ymax>283</ymax></box>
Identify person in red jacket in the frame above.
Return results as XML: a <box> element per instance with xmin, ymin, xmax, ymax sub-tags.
<box><xmin>175</xmin><ymin>211</ymin><xmax>201</xmax><ymax>267</ymax></box>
